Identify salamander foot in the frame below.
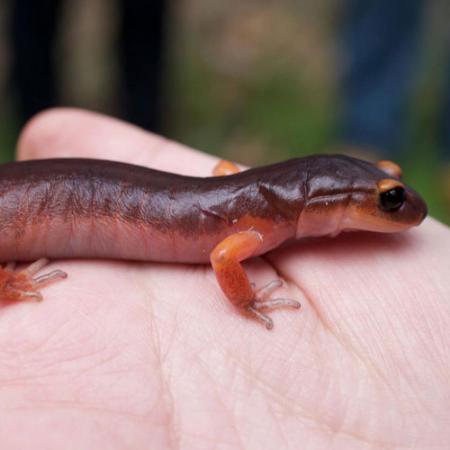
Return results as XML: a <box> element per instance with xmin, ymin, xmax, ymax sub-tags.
<box><xmin>247</xmin><ymin>279</ymin><xmax>301</xmax><ymax>330</ymax></box>
<box><xmin>0</xmin><ymin>258</ymin><xmax>67</xmax><ymax>303</ymax></box>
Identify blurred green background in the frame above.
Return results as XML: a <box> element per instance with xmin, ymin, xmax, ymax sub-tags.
<box><xmin>0</xmin><ymin>0</ymin><xmax>449</xmax><ymax>224</ymax></box>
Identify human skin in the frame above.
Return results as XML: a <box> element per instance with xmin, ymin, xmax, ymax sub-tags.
<box><xmin>0</xmin><ymin>108</ymin><xmax>449</xmax><ymax>450</ymax></box>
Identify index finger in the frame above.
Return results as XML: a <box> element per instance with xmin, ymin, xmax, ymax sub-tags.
<box><xmin>17</xmin><ymin>108</ymin><xmax>218</xmax><ymax>177</ymax></box>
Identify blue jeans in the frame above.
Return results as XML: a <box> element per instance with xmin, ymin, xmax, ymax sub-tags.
<box><xmin>341</xmin><ymin>0</ymin><xmax>450</xmax><ymax>160</ymax></box>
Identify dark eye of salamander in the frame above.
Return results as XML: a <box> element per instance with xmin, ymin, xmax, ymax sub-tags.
<box><xmin>380</xmin><ymin>186</ymin><xmax>405</xmax><ymax>211</ymax></box>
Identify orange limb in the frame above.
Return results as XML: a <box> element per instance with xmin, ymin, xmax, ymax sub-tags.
<box><xmin>0</xmin><ymin>258</ymin><xmax>67</xmax><ymax>303</ymax></box>
<box><xmin>376</xmin><ymin>160</ymin><xmax>402</xmax><ymax>178</ymax></box>
<box><xmin>212</xmin><ymin>159</ymin><xmax>241</xmax><ymax>176</ymax></box>
<box><xmin>210</xmin><ymin>231</ymin><xmax>300</xmax><ymax>329</ymax></box>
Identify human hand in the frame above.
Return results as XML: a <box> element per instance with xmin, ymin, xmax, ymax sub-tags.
<box><xmin>1</xmin><ymin>109</ymin><xmax>449</xmax><ymax>449</ymax></box>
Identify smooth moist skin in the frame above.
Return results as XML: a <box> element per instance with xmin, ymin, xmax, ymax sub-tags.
<box><xmin>0</xmin><ymin>155</ymin><xmax>427</xmax><ymax>328</ymax></box>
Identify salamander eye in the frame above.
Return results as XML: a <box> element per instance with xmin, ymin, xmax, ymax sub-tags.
<box><xmin>377</xmin><ymin>178</ymin><xmax>406</xmax><ymax>212</ymax></box>
<box><xmin>380</xmin><ymin>186</ymin><xmax>405</xmax><ymax>211</ymax></box>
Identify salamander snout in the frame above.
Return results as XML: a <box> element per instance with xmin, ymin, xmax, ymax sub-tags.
<box><xmin>376</xmin><ymin>178</ymin><xmax>427</xmax><ymax>228</ymax></box>
<box><xmin>341</xmin><ymin>175</ymin><xmax>428</xmax><ymax>234</ymax></box>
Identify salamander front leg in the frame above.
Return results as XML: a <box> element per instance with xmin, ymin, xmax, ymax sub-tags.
<box><xmin>212</xmin><ymin>159</ymin><xmax>241</xmax><ymax>176</ymax></box>
<box><xmin>210</xmin><ymin>231</ymin><xmax>300</xmax><ymax>329</ymax></box>
<box><xmin>0</xmin><ymin>258</ymin><xmax>67</xmax><ymax>303</ymax></box>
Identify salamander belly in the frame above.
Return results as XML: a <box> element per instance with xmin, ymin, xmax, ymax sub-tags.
<box><xmin>0</xmin><ymin>215</ymin><xmax>293</xmax><ymax>263</ymax></box>
<box><xmin>0</xmin><ymin>217</ymin><xmax>218</xmax><ymax>263</ymax></box>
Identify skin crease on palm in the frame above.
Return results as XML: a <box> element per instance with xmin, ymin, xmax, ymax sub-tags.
<box><xmin>0</xmin><ymin>109</ymin><xmax>449</xmax><ymax>450</ymax></box>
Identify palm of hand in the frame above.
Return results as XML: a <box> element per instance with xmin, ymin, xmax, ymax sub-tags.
<box><xmin>1</xmin><ymin>109</ymin><xmax>449</xmax><ymax>450</ymax></box>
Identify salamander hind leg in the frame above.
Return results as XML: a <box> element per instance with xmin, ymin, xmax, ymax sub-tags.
<box><xmin>210</xmin><ymin>232</ymin><xmax>301</xmax><ymax>330</ymax></box>
<box><xmin>0</xmin><ymin>258</ymin><xmax>67</xmax><ymax>303</ymax></box>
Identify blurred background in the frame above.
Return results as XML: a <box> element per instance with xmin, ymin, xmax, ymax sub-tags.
<box><xmin>0</xmin><ymin>0</ymin><xmax>449</xmax><ymax>223</ymax></box>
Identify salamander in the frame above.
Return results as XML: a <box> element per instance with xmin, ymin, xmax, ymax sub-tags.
<box><xmin>0</xmin><ymin>154</ymin><xmax>427</xmax><ymax>329</ymax></box>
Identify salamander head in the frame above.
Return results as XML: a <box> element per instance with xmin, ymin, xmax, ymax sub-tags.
<box><xmin>296</xmin><ymin>155</ymin><xmax>427</xmax><ymax>238</ymax></box>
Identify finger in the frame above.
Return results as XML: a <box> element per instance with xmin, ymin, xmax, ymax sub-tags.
<box><xmin>17</xmin><ymin>108</ymin><xmax>218</xmax><ymax>176</ymax></box>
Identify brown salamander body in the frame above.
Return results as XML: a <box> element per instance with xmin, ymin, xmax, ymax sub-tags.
<box><xmin>0</xmin><ymin>155</ymin><xmax>427</xmax><ymax>328</ymax></box>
